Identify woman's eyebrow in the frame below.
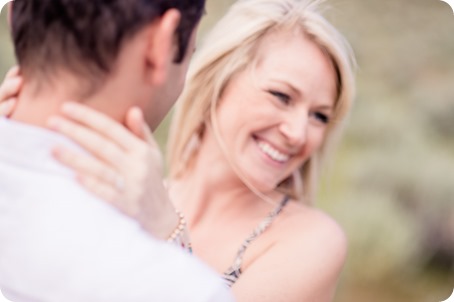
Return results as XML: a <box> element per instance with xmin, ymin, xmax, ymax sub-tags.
<box><xmin>270</xmin><ymin>79</ymin><xmax>303</xmax><ymax>96</ymax></box>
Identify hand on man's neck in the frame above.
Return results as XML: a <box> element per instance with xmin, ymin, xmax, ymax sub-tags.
<box><xmin>10</xmin><ymin>71</ymin><xmax>133</xmax><ymax>128</ymax></box>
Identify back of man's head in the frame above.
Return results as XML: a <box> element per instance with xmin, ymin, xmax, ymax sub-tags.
<box><xmin>11</xmin><ymin>0</ymin><xmax>205</xmax><ymax>90</ymax></box>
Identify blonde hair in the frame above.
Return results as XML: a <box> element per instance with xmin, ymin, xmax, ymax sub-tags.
<box><xmin>168</xmin><ymin>0</ymin><xmax>356</xmax><ymax>204</ymax></box>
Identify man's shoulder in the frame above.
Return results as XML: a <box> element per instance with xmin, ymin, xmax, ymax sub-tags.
<box><xmin>0</xmin><ymin>176</ymin><xmax>232</xmax><ymax>302</ymax></box>
<box><xmin>0</xmin><ymin>161</ymin><xmax>232</xmax><ymax>301</ymax></box>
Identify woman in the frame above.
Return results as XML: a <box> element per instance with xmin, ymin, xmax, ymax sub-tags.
<box><xmin>0</xmin><ymin>0</ymin><xmax>356</xmax><ymax>300</ymax></box>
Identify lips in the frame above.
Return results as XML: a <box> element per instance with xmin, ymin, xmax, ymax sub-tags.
<box><xmin>256</xmin><ymin>139</ymin><xmax>290</xmax><ymax>163</ymax></box>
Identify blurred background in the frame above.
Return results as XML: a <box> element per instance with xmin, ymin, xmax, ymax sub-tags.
<box><xmin>1</xmin><ymin>0</ymin><xmax>453</xmax><ymax>301</ymax></box>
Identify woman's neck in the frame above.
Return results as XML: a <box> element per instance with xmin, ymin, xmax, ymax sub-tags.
<box><xmin>168</xmin><ymin>132</ymin><xmax>283</xmax><ymax>229</ymax></box>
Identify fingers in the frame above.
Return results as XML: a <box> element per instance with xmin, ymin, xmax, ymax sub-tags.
<box><xmin>0</xmin><ymin>66</ymin><xmax>22</xmax><ymax>117</ymax></box>
<box><xmin>125</xmin><ymin>107</ymin><xmax>146</xmax><ymax>140</ymax></box>
<box><xmin>0</xmin><ymin>72</ymin><xmax>22</xmax><ymax>104</ymax></box>
<box><xmin>78</xmin><ymin>175</ymin><xmax>119</xmax><ymax>205</ymax></box>
<box><xmin>48</xmin><ymin>115</ymin><xmax>126</xmax><ymax>168</ymax></box>
<box><xmin>125</xmin><ymin>107</ymin><xmax>158</xmax><ymax>148</ymax></box>
<box><xmin>4</xmin><ymin>66</ymin><xmax>20</xmax><ymax>79</ymax></box>
<box><xmin>60</xmin><ymin>102</ymin><xmax>142</xmax><ymax>151</ymax></box>
<box><xmin>77</xmin><ymin>173</ymin><xmax>139</xmax><ymax>218</ymax></box>
<box><xmin>47</xmin><ymin>103</ymin><xmax>167</xmax><ymax>223</ymax></box>
<box><xmin>0</xmin><ymin>98</ymin><xmax>16</xmax><ymax>117</ymax></box>
<box><xmin>52</xmin><ymin>146</ymin><xmax>124</xmax><ymax>202</ymax></box>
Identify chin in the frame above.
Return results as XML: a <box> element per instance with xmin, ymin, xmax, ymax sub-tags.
<box><xmin>232</xmin><ymin>162</ymin><xmax>280</xmax><ymax>193</ymax></box>
<box><xmin>242</xmin><ymin>174</ymin><xmax>279</xmax><ymax>194</ymax></box>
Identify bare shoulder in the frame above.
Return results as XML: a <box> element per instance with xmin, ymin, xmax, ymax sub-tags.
<box><xmin>278</xmin><ymin>200</ymin><xmax>347</xmax><ymax>256</ymax></box>
<box><xmin>232</xmin><ymin>201</ymin><xmax>347</xmax><ymax>301</ymax></box>
<box><xmin>272</xmin><ymin>201</ymin><xmax>348</xmax><ymax>279</ymax></box>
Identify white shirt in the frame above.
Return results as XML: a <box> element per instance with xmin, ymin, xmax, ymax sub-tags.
<box><xmin>0</xmin><ymin>118</ymin><xmax>233</xmax><ymax>302</ymax></box>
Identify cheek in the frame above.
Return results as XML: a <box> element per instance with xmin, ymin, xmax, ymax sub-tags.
<box><xmin>313</xmin><ymin>128</ymin><xmax>326</xmax><ymax>146</ymax></box>
<box><xmin>303</xmin><ymin>128</ymin><xmax>327</xmax><ymax>158</ymax></box>
<box><xmin>216</xmin><ymin>95</ymin><xmax>254</xmax><ymax>135</ymax></box>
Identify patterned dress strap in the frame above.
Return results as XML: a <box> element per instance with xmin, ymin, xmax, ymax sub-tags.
<box><xmin>223</xmin><ymin>195</ymin><xmax>290</xmax><ymax>287</ymax></box>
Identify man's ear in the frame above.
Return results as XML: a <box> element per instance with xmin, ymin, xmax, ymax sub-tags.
<box><xmin>144</xmin><ymin>9</ymin><xmax>181</xmax><ymax>86</ymax></box>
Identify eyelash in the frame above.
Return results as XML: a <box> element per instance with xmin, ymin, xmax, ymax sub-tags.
<box><xmin>313</xmin><ymin>112</ymin><xmax>329</xmax><ymax>124</ymax></box>
<box><xmin>269</xmin><ymin>90</ymin><xmax>330</xmax><ymax>124</ymax></box>
<box><xmin>268</xmin><ymin>90</ymin><xmax>291</xmax><ymax>104</ymax></box>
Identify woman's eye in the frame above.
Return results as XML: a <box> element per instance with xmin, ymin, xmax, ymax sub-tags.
<box><xmin>269</xmin><ymin>90</ymin><xmax>290</xmax><ymax>104</ymax></box>
<box><xmin>313</xmin><ymin>112</ymin><xmax>330</xmax><ymax>124</ymax></box>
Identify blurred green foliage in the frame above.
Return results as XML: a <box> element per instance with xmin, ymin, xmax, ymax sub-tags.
<box><xmin>320</xmin><ymin>0</ymin><xmax>454</xmax><ymax>301</ymax></box>
<box><xmin>1</xmin><ymin>1</ymin><xmax>453</xmax><ymax>301</ymax></box>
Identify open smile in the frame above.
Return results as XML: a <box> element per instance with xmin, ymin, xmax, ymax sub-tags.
<box><xmin>255</xmin><ymin>138</ymin><xmax>290</xmax><ymax>164</ymax></box>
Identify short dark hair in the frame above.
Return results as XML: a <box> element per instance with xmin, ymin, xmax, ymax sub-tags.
<box><xmin>11</xmin><ymin>0</ymin><xmax>205</xmax><ymax>81</ymax></box>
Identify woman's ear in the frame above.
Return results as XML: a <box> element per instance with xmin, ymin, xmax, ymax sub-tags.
<box><xmin>143</xmin><ymin>9</ymin><xmax>181</xmax><ymax>86</ymax></box>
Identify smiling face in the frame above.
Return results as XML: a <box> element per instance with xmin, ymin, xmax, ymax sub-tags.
<box><xmin>213</xmin><ymin>30</ymin><xmax>337</xmax><ymax>192</ymax></box>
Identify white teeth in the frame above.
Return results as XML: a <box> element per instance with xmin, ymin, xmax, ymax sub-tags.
<box><xmin>257</xmin><ymin>141</ymin><xmax>290</xmax><ymax>163</ymax></box>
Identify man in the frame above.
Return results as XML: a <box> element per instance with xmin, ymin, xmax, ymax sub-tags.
<box><xmin>0</xmin><ymin>0</ymin><xmax>233</xmax><ymax>301</ymax></box>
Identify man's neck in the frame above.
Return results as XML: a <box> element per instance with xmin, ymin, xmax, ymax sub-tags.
<box><xmin>11</xmin><ymin>75</ymin><xmax>128</xmax><ymax>128</ymax></box>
